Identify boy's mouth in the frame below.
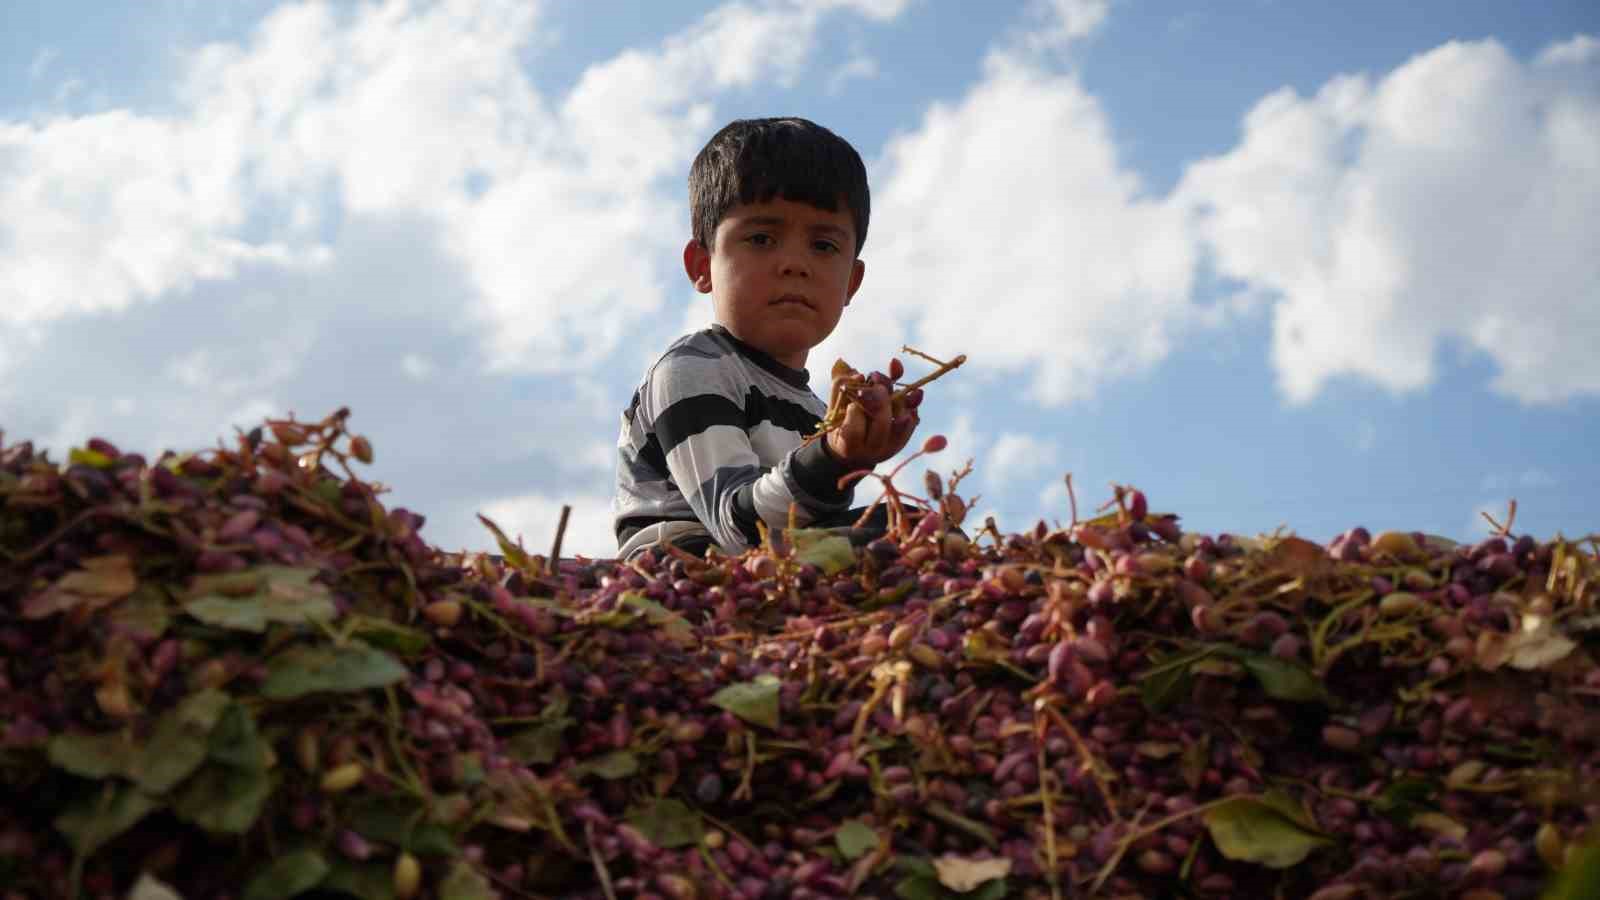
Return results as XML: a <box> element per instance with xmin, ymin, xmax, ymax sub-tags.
<box><xmin>772</xmin><ymin>294</ymin><xmax>814</xmax><ymax>309</ymax></box>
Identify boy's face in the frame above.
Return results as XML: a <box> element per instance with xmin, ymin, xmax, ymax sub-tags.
<box><xmin>684</xmin><ymin>197</ymin><xmax>865</xmax><ymax>370</ymax></box>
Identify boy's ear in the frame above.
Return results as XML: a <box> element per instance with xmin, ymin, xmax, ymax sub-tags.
<box><xmin>844</xmin><ymin>258</ymin><xmax>865</xmax><ymax>306</ymax></box>
<box><xmin>683</xmin><ymin>239</ymin><xmax>713</xmax><ymax>294</ymax></box>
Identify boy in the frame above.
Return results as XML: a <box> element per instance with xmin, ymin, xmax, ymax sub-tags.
<box><xmin>613</xmin><ymin>117</ymin><xmax>920</xmax><ymax>560</ymax></box>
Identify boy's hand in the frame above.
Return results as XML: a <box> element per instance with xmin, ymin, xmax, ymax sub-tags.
<box><xmin>825</xmin><ymin>378</ymin><xmax>920</xmax><ymax>469</ymax></box>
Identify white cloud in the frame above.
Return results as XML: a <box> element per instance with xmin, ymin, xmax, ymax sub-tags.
<box><xmin>476</xmin><ymin>491</ymin><xmax>616</xmax><ymax>559</ymax></box>
<box><xmin>580</xmin><ymin>440</ymin><xmax>617</xmax><ymax>472</ymax></box>
<box><xmin>401</xmin><ymin>354</ymin><xmax>436</xmax><ymax>381</ymax></box>
<box><xmin>1520</xmin><ymin>468</ymin><xmax>1557</xmax><ymax>487</ymax></box>
<box><xmin>29</xmin><ymin>48</ymin><xmax>59</xmax><ymax>81</ymax></box>
<box><xmin>828</xmin><ymin>56</ymin><xmax>880</xmax><ymax>94</ymax></box>
<box><xmin>817</xmin><ymin>53</ymin><xmax>1197</xmax><ymax>406</ymax></box>
<box><xmin>819</xmin><ymin>0</ymin><xmax>913</xmax><ymax>20</ymax></box>
<box><xmin>2</xmin><ymin>0</ymin><xmax>913</xmax><ymax>374</ymax></box>
<box><xmin>1022</xmin><ymin>0</ymin><xmax>1111</xmax><ymax>52</ymax></box>
<box><xmin>1178</xmin><ymin>36</ymin><xmax>1600</xmax><ymax>406</ymax></box>
<box><xmin>984</xmin><ymin>432</ymin><xmax>1059</xmax><ymax>483</ymax></box>
<box><xmin>1480</xmin><ymin>467</ymin><xmax>1558</xmax><ymax>492</ymax></box>
<box><xmin>1537</xmin><ymin>34</ymin><xmax>1598</xmax><ymax>66</ymax></box>
<box><xmin>0</xmin><ymin>110</ymin><xmax>324</xmax><ymax>325</ymax></box>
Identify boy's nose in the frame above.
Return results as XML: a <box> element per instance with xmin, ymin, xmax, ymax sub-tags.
<box><xmin>780</xmin><ymin>255</ymin><xmax>810</xmax><ymax>277</ymax></box>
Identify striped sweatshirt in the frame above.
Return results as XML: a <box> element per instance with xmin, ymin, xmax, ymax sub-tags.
<box><xmin>613</xmin><ymin>325</ymin><xmax>856</xmax><ymax>559</ymax></box>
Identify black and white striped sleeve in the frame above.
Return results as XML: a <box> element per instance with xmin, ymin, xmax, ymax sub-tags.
<box><xmin>642</xmin><ymin>350</ymin><xmax>853</xmax><ymax>553</ymax></box>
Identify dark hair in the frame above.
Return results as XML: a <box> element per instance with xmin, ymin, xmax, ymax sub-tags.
<box><xmin>689</xmin><ymin>117</ymin><xmax>870</xmax><ymax>256</ymax></box>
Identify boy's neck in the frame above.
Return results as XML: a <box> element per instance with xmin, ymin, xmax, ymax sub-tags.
<box><xmin>713</xmin><ymin>321</ymin><xmax>809</xmax><ymax>371</ymax></box>
<box><xmin>711</xmin><ymin>323</ymin><xmax>811</xmax><ymax>378</ymax></box>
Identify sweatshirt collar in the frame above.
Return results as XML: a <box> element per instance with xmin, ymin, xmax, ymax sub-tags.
<box><xmin>708</xmin><ymin>324</ymin><xmax>812</xmax><ymax>390</ymax></box>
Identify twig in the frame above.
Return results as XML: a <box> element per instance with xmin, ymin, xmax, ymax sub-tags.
<box><xmin>1085</xmin><ymin>795</ymin><xmax>1236</xmax><ymax>893</ymax></box>
<box><xmin>1039</xmin><ymin>701</ymin><xmax>1120</xmax><ymax>823</ymax></box>
<box><xmin>1480</xmin><ymin>498</ymin><xmax>1517</xmax><ymax>537</ymax></box>
<box><xmin>548</xmin><ymin>504</ymin><xmax>571</xmax><ymax>575</ymax></box>
<box><xmin>1086</xmin><ymin>801</ymin><xmax>1152</xmax><ymax>895</ymax></box>
<box><xmin>1035</xmin><ymin>718</ymin><xmax>1062</xmax><ymax>900</ymax></box>
<box><xmin>1064</xmin><ymin>474</ymin><xmax>1079</xmax><ymax>528</ymax></box>
<box><xmin>586</xmin><ymin>821</ymin><xmax>618</xmax><ymax>900</ymax></box>
<box><xmin>895</xmin><ymin>349</ymin><xmax>967</xmax><ymax>394</ymax></box>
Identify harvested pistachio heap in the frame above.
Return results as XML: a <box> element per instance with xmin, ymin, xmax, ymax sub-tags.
<box><xmin>1</xmin><ymin>412</ymin><xmax>1597</xmax><ymax>900</ymax></box>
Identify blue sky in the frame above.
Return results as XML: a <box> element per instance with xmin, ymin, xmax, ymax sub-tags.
<box><xmin>2</xmin><ymin>0</ymin><xmax>1596</xmax><ymax>557</ymax></box>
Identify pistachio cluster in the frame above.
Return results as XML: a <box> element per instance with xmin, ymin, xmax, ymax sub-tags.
<box><xmin>1</xmin><ymin>415</ymin><xmax>1597</xmax><ymax>900</ymax></box>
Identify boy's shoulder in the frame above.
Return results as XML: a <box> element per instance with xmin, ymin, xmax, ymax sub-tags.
<box><xmin>634</xmin><ymin>326</ymin><xmax>743</xmax><ymax>405</ymax></box>
<box><xmin>636</xmin><ymin>325</ymin><xmax>819</xmax><ymax>413</ymax></box>
<box><xmin>640</xmin><ymin>327</ymin><xmax>736</xmax><ymax>385</ymax></box>
<box><xmin>655</xmin><ymin>326</ymin><xmax>734</xmax><ymax>365</ymax></box>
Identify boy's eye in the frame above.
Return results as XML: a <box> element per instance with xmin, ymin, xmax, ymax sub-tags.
<box><xmin>813</xmin><ymin>240</ymin><xmax>840</xmax><ymax>254</ymax></box>
<box><xmin>746</xmin><ymin>233</ymin><xmax>774</xmax><ymax>246</ymax></box>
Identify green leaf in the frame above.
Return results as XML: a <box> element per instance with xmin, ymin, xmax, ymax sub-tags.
<box><xmin>1203</xmin><ymin>794</ymin><xmax>1332</xmax><ymax>869</ymax></box>
<box><xmin>1373</xmin><ymin>778</ymin><xmax>1438</xmax><ymax>824</ymax></box>
<box><xmin>506</xmin><ymin>721</ymin><xmax>569</xmax><ymax>765</ymax></box>
<box><xmin>574</xmin><ymin>750</ymin><xmax>639</xmax><ymax>780</ymax></box>
<box><xmin>589</xmin><ymin>592</ymin><xmax>695</xmax><ymax>644</ymax></box>
<box><xmin>107</xmin><ymin>585</ymin><xmax>173</xmax><ymax>642</ymax></box>
<box><xmin>133</xmin><ymin>688</ymin><xmax>233</xmax><ymax>792</ymax></box>
<box><xmin>1137</xmin><ymin>647</ymin><xmax>1217</xmax><ymax>711</ymax></box>
<box><xmin>476</xmin><ymin>513</ymin><xmax>540</xmax><ymax>577</ymax></box>
<box><xmin>1139</xmin><ymin>663</ymin><xmax>1193</xmax><ymax>712</ymax></box>
<box><xmin>172</xmin><ymin>763</ymin><xmax>274</xmax><ymax>834</ymax></box>
<box><xmin>622</xmin><ymin>592</ymin><xmax>694</xmax><ymax>642</ymax></box>
<box><xmin>206</xmin><ymin>703</ymin><xmax>272</xmax><ymax>770</ymax></box>
<box><xmin>69</xmin><ymin>447</ymin><xmax>116</xmax><ymax>469</ymax></box>
<box><xmin>970</xmin><ymin>880</ymin><xmax>1010</xmax><ymax>900</ymax></box>
<box><xmin>349</xmin><ymin>616</ymin><xmax>430</xmax><ymax>657</ymax></box>
<box><xmin>242</xmin><ymin>849</ymin><xmax>331</xmax><ymax>900</ymax></box>
<box><xmin>862</xmin><ymin>581</ymin><xmax>916</xmax><ymax>610</ymax></box>
<box><xmin>625</xmin><ymin>798</ymin><xmax>704</xmax><ymax>849</ymax></box>
<box><xmin>47</xmin><ymin>731</ymin><xmax>137</xmax><ymax>779</ymax></box>
<box><xmin>261</xmin><ymin>641</ymin><xmax>407</xmax><ymax>699</ymax></box>
<box><xmin>320</xmin><ymin>861</ymin><xmax>396</xmax><ymax>900</ymax></box>
<box><xmin>54</xmin><ymin>783</ymin><xmax>161</xmax><ymax>856</ymax></box>
<box><xmin>962</xmin><ymin>630</ymin><xmax>1010</xmax><ymax>664</ymax></box>
<box><xmin>835</xmin><ymin>819</ymin><xmax>879</xmax><ymax>860</ymax></box>
<box><xmin>128</xmin><ymin>873</ymin><xmax>184</xmax><ymax>900</ymax></box>
<box><xmin>709</xmin><ymin>674</ymin><xmax>782</xmax><ymax>730</ymax></box>
<box><xmin>893</xmin><ymin>874</ymin><xmax>945</xmax><ymax>900</ymax></box>
<box><xmin>1544</xmin><ymin>841</ymin><xmax>1600</xmax><ymax>900</ymax></box>
<box><xmin>1236</xmin><ymin>654</ymin><xmax>1326</xmax><ymax>703</ymax></box>
<box><xmin>457</xmin><ymin>753</ymin><xmax>486</xmax><ymax>786</ymax></box>
<box><xmin>439</xmin><ymin>859</ymin><xmax>498</xmax><ymax>900</ymax></box>
<box><xmin>506</xmin><ymin>693</ymin><xmax>573</xmax><ymax>764</ymax></box>
<box><xmin>312</xmin><ymin>478</ymin><xmax>343</xmax><ymax>506</ymax></box>
<box><xmin>790</xmin><ymin>528</ymin><xmax>856</xmax><ymax>575</ymax></box>
<box><xmin>185</xmin><ymin>566</ymin><xmax>336</xmax><ymax>633</ymax></box>
<box><xmin>345</xmin><ymin>797</ymin><xmax>459</xmax><ymax>857</ymax></box>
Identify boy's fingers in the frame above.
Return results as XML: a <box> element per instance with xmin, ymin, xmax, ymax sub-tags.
<box><xmin>859</xmin><ymin>399</ymin><xmax>889</xmax><ymax>453</ymax></box>
<box><xmin>839</xmin><ymin>400</ymin><xmax>868</xmax><ymax>450</ymax></box>
<box><xmin>860</xmin><ymin>383</ymin><xmax>890</xmax><ymax>418</ymax></box>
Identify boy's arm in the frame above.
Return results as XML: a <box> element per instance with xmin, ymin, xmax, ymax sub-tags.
<box><xmin>645</xmin><ymin>356</ymin><xmax>856</xmax><ymax>553</ymax></box>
